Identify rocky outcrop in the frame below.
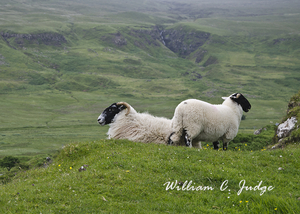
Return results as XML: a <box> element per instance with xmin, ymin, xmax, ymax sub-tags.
<box><xmin>0</xmin><ymin>32</ymin><xmax>67</xmax><ymax>47</ymax></box>
<box><xmin>273</xmin><ymin>37</ymin><xmax>297</xmax><ymax>45</ymax></box>
<box><xmin>193</xmin><ymin>49</ymin><xmax>207</xmax><ymax>63</ymax></box>
<box><xmin>129</xmin><ymin>26</ymin><xmax>210</xmax><ymax>58</ymax></box>
<box><xmin>161</xmin><ymin>28</ymin><xmax>210</xmax><ymax>58</ymax></box>
<box><xmin>112</xmin><ymin>32</ymin><xmax>127</xmax><ymax>46</ymax></box>
<box><xmin>276</xmin><ymin>117</ymin><xmax>297</xmax><ymax>139</ymax></box>
<box><xmin>271</xmin><ymin>90</ymin><xmax>300</xmax><ymax>149</ymax></box>
<box><xmin>129</xmin><ymin>27</ymin><xmax>162</xmax><ymax>48</ymax></box>
<box><xmin>101</xmin><ymin>32</ymin><xmax>127</xmax><ymax>47</ymax></box>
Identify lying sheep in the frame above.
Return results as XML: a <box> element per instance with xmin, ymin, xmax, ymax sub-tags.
<box><xmin>168</xmin><ymin>93</ymin><xmax>251</xmax><ymax>150</ymax></box>
<box><xmin>97</xmin><ymin>102</ymin><xmax>201</xmax><ymax>148</ymax></box>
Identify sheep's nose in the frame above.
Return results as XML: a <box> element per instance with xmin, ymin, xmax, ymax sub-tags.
<box><xmin>97</xmin><ymin>115</ymin><xmax>106</xmax><ymax>125</ymax></box>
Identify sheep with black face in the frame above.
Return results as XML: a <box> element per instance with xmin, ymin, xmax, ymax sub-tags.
<box><xmin>97</xmin><ymin>102</ymin><xmax>201</xmax><ymax>148</ymax></box>
<box><xmin>168</xmin><ymin>93</ymin><xmax>251</xmax><ymax>150</ymax></box>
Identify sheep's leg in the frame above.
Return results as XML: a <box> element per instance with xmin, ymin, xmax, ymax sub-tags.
<box><xmin>167</xmin><ymin>132</ymin><xmax>175</xmax><ymax>145</ymax></box>
<box><xmin>184</xmin><ymin>128</ymin><xmax>202</xmax><ymax>148</ymax></box>
<box><xmin>184</xmin><ymin>134</ymin><xmax>192</xmax><ymax>147</ymax></box>
<box><xmin>223</xmin><ymin>142</ymin><xmax>228</xmax><ymax>150</ymax></box>
<box><xmin>194</xmin><ymin>141</ymin><xmax>202</xmax><ymax>149</ymax></box>
<box><xmin>213</xmin><ymin>141</ymin><xmax>219</xmax><ymax>150</ymax></box>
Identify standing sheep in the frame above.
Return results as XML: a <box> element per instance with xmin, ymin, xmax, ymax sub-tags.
<box><xmin>168</xmin><ymin>93</ymin><xmax>251</xmax><ymax>150</ymax></box>
<box><xmin>97</xmin><ymin>102</ymin><xmax>201</xmax><ymax>148</ymax></box>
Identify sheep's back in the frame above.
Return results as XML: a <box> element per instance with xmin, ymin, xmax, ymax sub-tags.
<box><xmin>108</xmin><ymin>111</ymin><xmax>172</xmax><ymax>144</ymax></box>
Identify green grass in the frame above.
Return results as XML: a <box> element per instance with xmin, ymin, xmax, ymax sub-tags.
<box><xmin>1</xmin><ymin>139</ymin><xmax>299</xmax><ymax>213</ymax></box>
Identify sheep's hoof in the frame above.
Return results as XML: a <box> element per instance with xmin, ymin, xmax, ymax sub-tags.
<box><xmin>167</xmin><ymin>139</ymin><xmax>174</xmax><ymax>145</ymax></box>
<box><xmin>213</xmin><ymin>141</ymin><xmax>219</xmax><ymax>150</ymax></box>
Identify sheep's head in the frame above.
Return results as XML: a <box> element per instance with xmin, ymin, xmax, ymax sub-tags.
<box><xmin>229</xmin><ymin>93</ymin><xmax>251</xmax><ymax>112</ymax></box>
<box><xmin>97</xmin><ymin>102</ymin><xmax>131</xmax><ymax>125</ymax></box>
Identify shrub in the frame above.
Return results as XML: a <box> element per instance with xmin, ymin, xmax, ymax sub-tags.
<box><xmin>0</xmin><ymin>156</ymin><xmax>20</xmax><ymax>171</ymax></box>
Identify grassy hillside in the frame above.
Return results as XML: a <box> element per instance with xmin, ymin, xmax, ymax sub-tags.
<box><xmin>0</xmin><ymin>0</ymin><xmax>300</xmax><ymax>157</ymax></box>
<box><xmin>1</xmin><ymin>140</ymin><xmax>299</xmax><ymax>213</ymax></box>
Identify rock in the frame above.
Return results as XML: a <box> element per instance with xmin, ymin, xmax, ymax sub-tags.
<box><xmin>78</xmin><ymin>164</ymin><xmax>89</xmax><ymax>172</ymax></box>
<box><xmin>78</xmin><ymin>166</ymin><xmax>86</xmax><ymax>172</ymax></box>
<box><xmin>276</xmin><ymin>117</ymin><xmax>298</xmax><ymax>139</ymax></box>
<box><xmin>254</xmin><ymin>128</ymin><xmax>263</xmax><ymax>135</ymax></box>
<box><xmin>254</xmin><ymin>127</ymin><xmax>267</xmax><ymax>135</ymax></box>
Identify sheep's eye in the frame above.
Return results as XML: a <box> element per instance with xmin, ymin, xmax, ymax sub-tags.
<box><xmin>110</xmin><ymin>108</ymin><xmax>117</xmax><ymax>112</ymax></box>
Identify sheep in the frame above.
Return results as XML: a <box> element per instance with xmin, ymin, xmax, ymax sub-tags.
<box><xmin>97</xmin><ymin>102</ymin><xmax>201</xmax><ymax>148</ymax></box>
<box><xmin>168</xmin><ymin>93</ymin><xmax>251</xmax><ymax>150</ymax></box>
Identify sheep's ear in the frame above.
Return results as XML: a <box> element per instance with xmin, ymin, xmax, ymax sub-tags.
<box><xmin>222</xmin><ymin>97</ymin><xmax>228</xmax><ymax>100</ymax></box>
<box><xmin>111</xmin><ymin>103</ymin><xmax>118</xmax><ymax>108</ymax></box>
<box><xmin>230</xmin><ymin>93</ymin><xmax>251</xmax><ymax>112</ymax></box>
<box><xmin>230</xmin><ymin>93</ymin><xmax>240</xmax><ymax>99</ymax></box>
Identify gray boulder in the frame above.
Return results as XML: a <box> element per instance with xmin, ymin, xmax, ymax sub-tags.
<box><xmin>276</xmin><ymin>116</ymin><xmax>298</xmax><ymax>139</ymax></box>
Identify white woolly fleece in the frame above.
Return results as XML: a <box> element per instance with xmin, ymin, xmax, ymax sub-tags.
<box><xmin>105</xmin><ymin>103</ymin><xmax>201</xmax><ymax>148</ymax></box>
<box><xmin>170</xmin><ymin>97</ymin><xmax>244</xmax><ymax>146</ymax></box>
